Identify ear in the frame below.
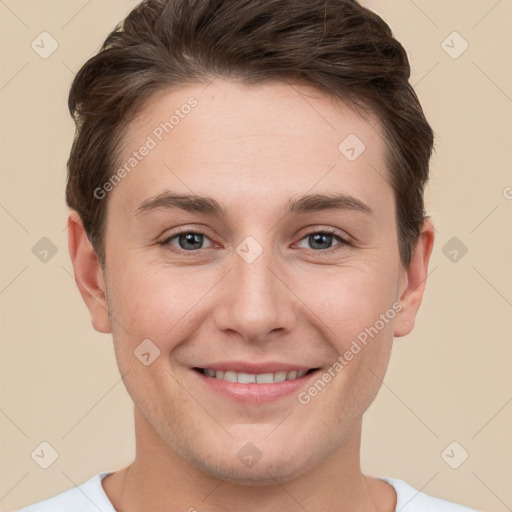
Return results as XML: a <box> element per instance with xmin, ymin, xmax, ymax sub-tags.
<box><xmin>67</xmin><ymin>210</ymin><xmax>111</xmax><ymax>334</ymax></box>
<box><xmin>393</xmin><ymin>218</ymin><xmax>435</xmax><ymax>337</ymax></box>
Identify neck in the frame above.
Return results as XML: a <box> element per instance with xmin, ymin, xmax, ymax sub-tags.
<box><xmin>102</xmin><ymin>408</ymin><xmax>394</xmax><ymax>512</ymax></box>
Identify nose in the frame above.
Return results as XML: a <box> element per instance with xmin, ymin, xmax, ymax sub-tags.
<box><xmin>213</xmin><ymin>242</ymin><xmax>299</xmax><ymax>344</ymax></box>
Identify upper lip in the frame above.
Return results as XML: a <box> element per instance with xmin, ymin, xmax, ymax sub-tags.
<box><xmin>193</xmin><ymin>362</ymin><xmax>320</xmax><ymax>374</ymax></box>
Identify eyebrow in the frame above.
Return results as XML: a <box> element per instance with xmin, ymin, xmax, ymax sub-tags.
<box><xmin>134</xmin><ymin>191</ymin><xmax>373</xmax><ymax>218</ymax></box>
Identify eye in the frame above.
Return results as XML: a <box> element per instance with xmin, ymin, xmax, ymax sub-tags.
<box><xmin>160</xmin><ymin>230</ymin><xmax>213</xmax><ymax>252</ymax></box>
<box><xmin>296</xmin><ymin>229</ymin><xmax>350</xmax><ymax>251</ymax></box>
<box><xmin>159</xmin><ymin>228</ymin><xmax>350</xmax><ymax>254</ymax></box>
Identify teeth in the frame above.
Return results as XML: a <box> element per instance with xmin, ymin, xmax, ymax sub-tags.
<box><xmin>203</xmin><ymin>368</ymin><xmax>309</xmax><ymax>383</ymax></box>
<box><xmin>274</xmin><ymin>371</ymin><xmax>287</xmax><ymax>382</ymax></box>
<box><xmin>223</xmin><ymin>371</ymin><xmax>237</xmax><ymax>383</ymax></box>
<box><xmin>238</xmin><ymin>372</ymin><xmax>256</xmax><ymax>384</ymax></box>
<box><xmin>256</xmin><ymin>373</ymin><xmax>274</xmax><ymax>383</ymax></box>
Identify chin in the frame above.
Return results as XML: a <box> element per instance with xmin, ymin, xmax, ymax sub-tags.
<box><xmin>177</xmin><ymin>434</ymin><xmax>325</xmax><ymax>486</ymax></box>
<box><xmin>189</xmin><ymin>453</ymin><xmax>312</xmax><ymax>486</ymax></box>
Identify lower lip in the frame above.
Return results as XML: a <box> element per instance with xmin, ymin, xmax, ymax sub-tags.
<box><xmin>193</xmin><ymin>369</ymin><xmax>320</xmax><ymax>404</ymax></box>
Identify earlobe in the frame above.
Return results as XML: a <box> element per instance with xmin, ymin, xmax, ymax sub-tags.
<box><xmin>393</xmin><ymin>218</ymin><xmax>435</xmax><ymax>338</ymax></box>
<box><xmin>67</xmin><ymin>210</ymin><xmax>111</xmax><ymax>334</ymax></box>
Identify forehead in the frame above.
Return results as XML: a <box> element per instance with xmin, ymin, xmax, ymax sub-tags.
<box><xmin>109</xmin><ymin>79</ymin><xmax>392</xmax><ymax>219</ymax></box>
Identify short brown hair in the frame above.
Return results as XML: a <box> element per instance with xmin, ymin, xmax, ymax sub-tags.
<box><xmin>66</xmin><ymin>0</ymin><xmax>434</xmax><ymax>269</ymax></box>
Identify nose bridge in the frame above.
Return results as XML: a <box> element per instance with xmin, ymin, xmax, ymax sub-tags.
<box><xmin>214</xmin><ymin>236</ymin><xmax>297</xmax><ymax>341</ymax></box>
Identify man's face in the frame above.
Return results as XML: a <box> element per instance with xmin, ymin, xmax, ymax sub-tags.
<box><xmin>99</xmin><ymin>79</ymin><xmax>408</xmax><ymax>483</ymax></box>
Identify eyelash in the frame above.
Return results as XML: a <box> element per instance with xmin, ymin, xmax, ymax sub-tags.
<box><xmin>158</xmin><ymin>228</ymin><xmax>351</xmax><ymax>255</ymax></box>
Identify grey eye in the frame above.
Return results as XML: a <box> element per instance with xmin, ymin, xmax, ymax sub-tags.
<box><xmin>166</xmin><ymin>232</ymin><xmax>213</xmax><ymax>251</ymax></box>
<box><xmin>296</xmin><ymin>232</ymin><xmax>343</xmax><ymax>250</ymax></box>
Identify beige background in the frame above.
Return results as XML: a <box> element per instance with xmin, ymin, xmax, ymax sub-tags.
<box><xmin>1</xmin><ymin>1</ymin><xmax>511</xmax><ymax>511</ymax></box>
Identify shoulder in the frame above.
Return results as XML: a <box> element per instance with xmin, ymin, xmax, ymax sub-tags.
<box><xmin>379</xmin><ymin>476</ymin><xmax>480</xmax><ymax>512</ymax></box>
<box><xmin>14</xmin><ymin>471</ymin><xmax>116</xmax><ymax>512</ymax></box>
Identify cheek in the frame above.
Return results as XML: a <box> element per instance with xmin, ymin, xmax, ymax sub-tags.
<box><xmin>110</xmin><ymin>261</ymin><xmax>176</xmax><ymax>316</ymax></box>
<box><xmin>107</xmin><ymin>262</ymin><xmax>217</xmax><ymax>352</ymax></box>
<box><xmin>299</xmin><ymin>263</ymin><xmax>399</xmax><ymax>346</ymax></box>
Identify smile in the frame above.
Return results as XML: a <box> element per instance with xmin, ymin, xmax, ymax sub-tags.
<box><xmin>195</xmin><ymin>368</ymin><xmax>318</xmax><ymax>384</ymax></box>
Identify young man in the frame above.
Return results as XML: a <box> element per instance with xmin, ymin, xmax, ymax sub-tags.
<box><xmin>17</xmin><ymin>0</ymin><xmax>479</xmax><ymax>510</ymax></box>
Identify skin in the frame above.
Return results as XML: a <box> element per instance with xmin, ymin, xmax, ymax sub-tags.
<box><xmin>68</xmin><ymin>79</ymin><xmax>434</xmax><ymax>512</ymax></box>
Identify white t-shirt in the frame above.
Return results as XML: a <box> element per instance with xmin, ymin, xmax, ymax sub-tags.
<box><xmin>15</xmin><ymin>471</ymin><xmax>480</xmax><ymax>511</ymax></box>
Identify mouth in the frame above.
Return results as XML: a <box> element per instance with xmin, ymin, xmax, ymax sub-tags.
<box><xmin>193</xmin><ymin>367</ymin><xmax>320</xmax><ymax>384</ymax></box>
<box><xmin>191</xmin><ymin>364</ymin><xmax>322</xmax><ymax>404</ymax></box>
